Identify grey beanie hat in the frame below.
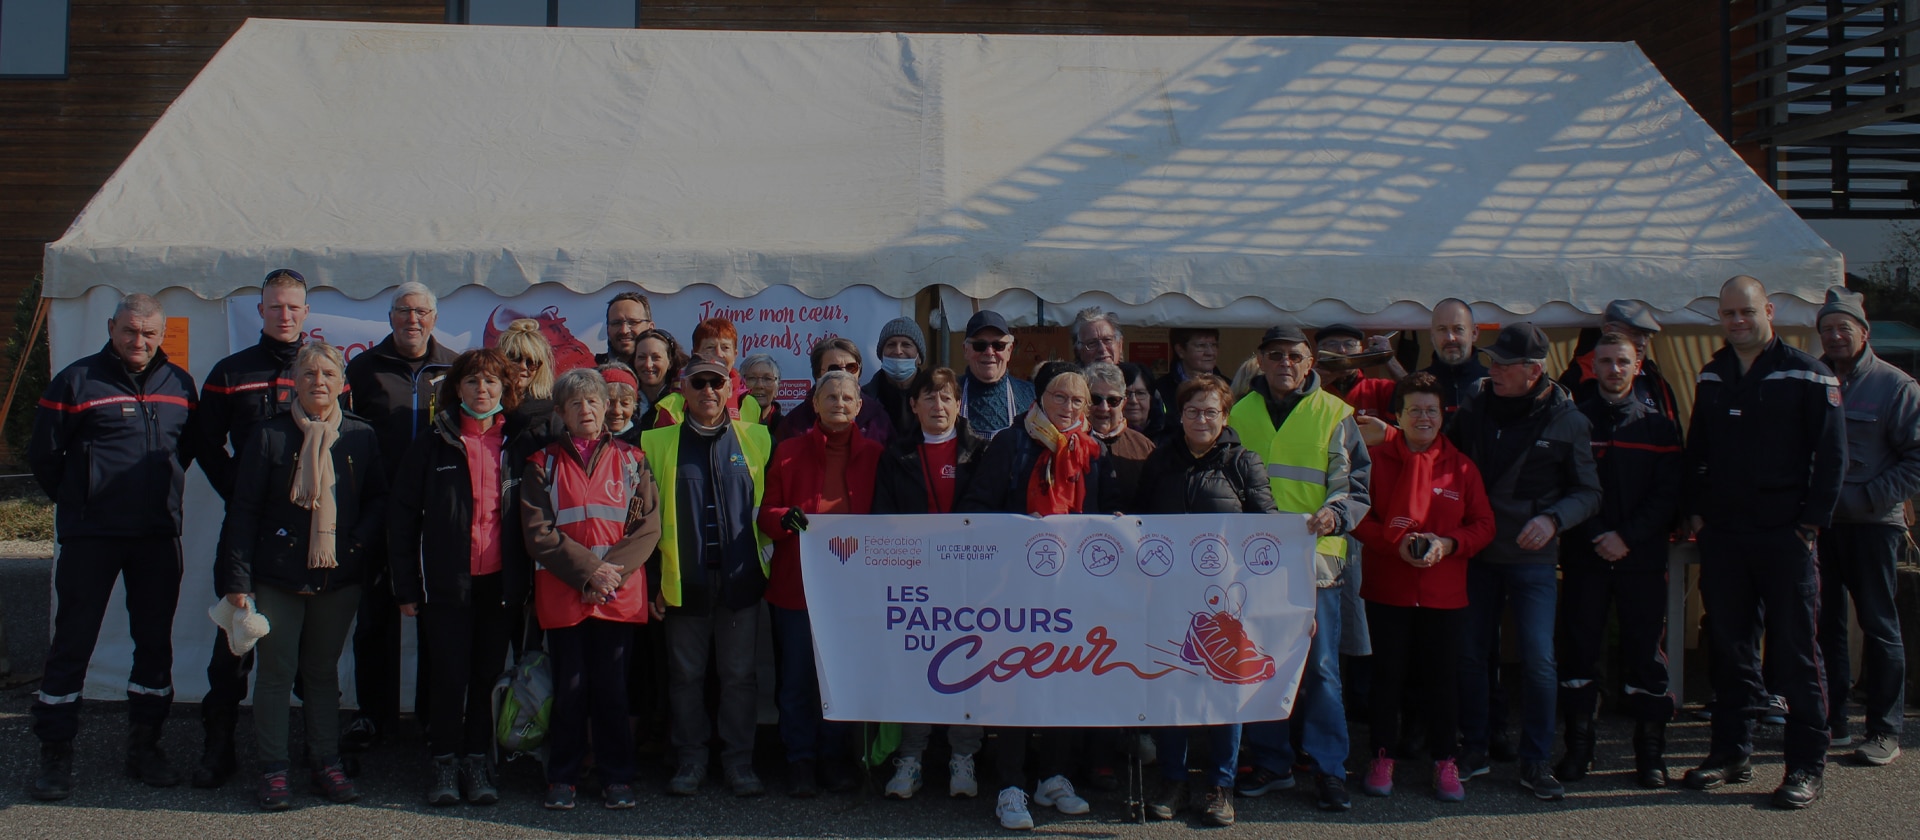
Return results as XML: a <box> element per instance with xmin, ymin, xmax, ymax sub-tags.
<box><xmin>877</xmin><ymin>317</ymin><xmax>928</xmax><ymax>360</ymax></box>
<box><xmin>1818</xmin><ymin>285</ymin><xmax>1868</xmax><ymax>328</ymax></box>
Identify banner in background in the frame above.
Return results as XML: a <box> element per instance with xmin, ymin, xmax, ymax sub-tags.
<box><xmin>800</xmin><ymin>513</ymin><xmax>1316</xmax><ymax>727</ymax></box>
<box><xmin>226</xmin><ymin>283</ymin><xmax>905</xmax><ymax>405</ymax></box>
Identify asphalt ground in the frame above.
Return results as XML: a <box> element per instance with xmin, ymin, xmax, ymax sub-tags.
<box><xmin>1</xmin><ymin>544</ymin><xmax>1915</xmax><ymax>839</ymax></box>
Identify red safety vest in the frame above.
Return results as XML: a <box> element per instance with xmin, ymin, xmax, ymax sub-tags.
<box><xmin>532</xmin><ymin>439</ymin><xmax>650</xmax><ymax>629</ymax></box>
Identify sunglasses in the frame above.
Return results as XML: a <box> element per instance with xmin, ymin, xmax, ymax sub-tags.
<box><xmin>507</xmin><ymin>356</ymin><xmax>543</xmax><ymax>372</ymax></box>
<box><xmin>825</xmin><ymin>362</ymin><xmax>861</xmax><ymax>375</ymax></box>
<box><xmin>1091</xmin><ymin>395</ymin><xmax>1125</xmax><ymax>408</ymax></box>
<box><xmin>968</xmin><ymin>339</ymin><xmax>1012</xmax><ymax>353</ymax></box>
<box><xmin>1262</xmin><ymin>349</ymin><xmax>1311</xmax><ymax>365</ymax></box>
<box><xmin>688</xmin><ymin>376</ymin><xmax>729</xmax><ymax>392</ymax></box>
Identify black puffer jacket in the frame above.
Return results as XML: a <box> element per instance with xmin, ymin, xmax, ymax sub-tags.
<box><xmin>873</xmin><ymin>419</ymin><xmax>991</xmax><ymax>514</ymax></box>
<box><xmin>216</xmin><ymin>411</ymin><xmax>387</xmax><ymax>596</ymax></box>
<box><xmin>1132</xmin><ymin>426</ymin><xmax>1278</xmax><ymax>514</ymax></box>
<box><xmin>386</xmin><ymin>409</ymin><xmax>543</xmax><ymax>608</ymax></box>
<box><xmin>956</xmin><ymin>422</ymin><xmax>1123</xmax><ymax>515</ymax></box>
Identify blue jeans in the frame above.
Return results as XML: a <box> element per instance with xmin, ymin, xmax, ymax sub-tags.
<box><xmin>1458</xmin><ymin>561</ymin><xmax>1557</xmax><ymax>762</ymax></box>
<box><xmin>1155</xmin><ymin>725</ymin><xmax>1242</xmax><ymax>787</ymax></box>
<box><xmin>771</xmin><ymin>606</ymin><xmax>849</xmax><ymax>764</ymax></box>
<box><xmin>1246</xmin><ymin>583</ymin><xmax>1347</xmax><ymax>779</ymax></box>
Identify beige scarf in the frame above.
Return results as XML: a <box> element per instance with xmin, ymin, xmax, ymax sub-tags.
<box><xmin>290</xmin><ymin>402</ymin><xmax>344</xmax><ymax>569</ymax></box>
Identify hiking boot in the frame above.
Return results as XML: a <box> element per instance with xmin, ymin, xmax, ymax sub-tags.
<box><xmin>310</xmin><ymin>758</ymin><xmax>360</xmax><ymax>803</ymax></box>
<box><xmin>885</xmin><ymin>756</ymin><xmax>923</xmax><ymax>799</ymax></box>
<box><xmin>727</xmin><ymin>763</ymin><xmax>765</xmax><ymax>797</ymax></box>
<box><xmin>1362</xmin><ymin>749</ymin><xmax>1394</xmax><ymax>797</ymax></box>
<box><xmin>193</xmin><ymin>708</ymin><xmax>239</xmax><ymax>788</ymax></box>
<box><xmin>822</xmin><ymin>758</ymin><xmax>858</xmax><ymax>794</ymax></box>
<box><xmin>1316</xmin><ymin>773</ymin><xmax>1351</xmax><ymax>812</ymax></box>
<box><xmin>1760</xmin><ymin>695</ymin><xmax>1788</xmax><ymax>726</ymax></box>
<box><xmin>1633</xmin><ymin>720</ymin><xmax>1669</xmax><ymax>789</ymax></box>
<box><xmin>1201</xmin><ymin>785</ymin><xmax>1236</xmax><ymax>826</ymax></box>
<box><xmin>543</xmin><ymin>782</ymin><xmax>576</xmax><ymax>810</ymax></box>
<box><xmin>667</xmin><ymin>763</ymin><xmax>705</xmax><ymax>796</ymax></box>
<box><xmin>1233</xmin><ymin>766</ymin><xmax>1296</xmax><ymax>797</ymax></box>
<box><xmin>1856</xmin><ymin>733</ymin><xmax>1903</xmax><ymax>766</ymax></box>
<box><xmin>1145</xmin><ymin>778</ymin><xmax>1187</xmax><ymax>820</ymax></box>
<box><xmin>1556</xmin><ymin>713</ymin><xmax>1596</xmax><ymax>782</ymax></box>
<box><xmin>1771</xmin><ymin>769</ymin><xmax>1821</xmax><ymax>809</ymax></box>
<box><xmin>126</xmin><ymin>722</ymin><xmax>181</xmax><ymax>787</ymax></box>
<box><xmin>30</xmin><ymin>741</ymin><xmax>74</xmax><ymax>801</ymax></box>
<box><xmin>426</xmin><ymin>754</ymin><xmax>460</xmax><ymax>806</ymax></box>
<box><xmin>258</xmin><ymin>766</ymin><xmax>292</xmax><ymax>811</ymax></box>
<box><xmin>1682</xmin><ymin>754</ymin><xmax>1753</xmax><ymax>790</ymax></box>
<box><xmin>1034</xmin><ymin>774</ymin><xmax>1089</xmax><ymax>815</ymax></box>
<box><xmin>949</xmin><ymin>753</ymin><xmax>979</xmax><ymax>798</ymax></box>
<box><xmin>603</xmin><ymin>782</ymin><xmax>636</xmax><ymax>809</ymax></box>
<box><xmin>1519</xmin><ymin>761</ymin><xmax>1564</xmax><ymax>801</ymax></box>
<box><xmin>788</xmin><ymin>759</ymin><xmax>819</xmax><ymax>798</ymax></box>
<box><xmin>1432</xmin><ymin>758</ymin><xmax>1466</xmax><ymax>802</ymax></box>
<box><xmin>340</xmin><ymin>716</ymin><xmax>380</xmax><ymax>753</ymax></box>
<box><xmin>461</xmin><ymin>754</ymin><xmax>499</xmax><ymax>805</ymax></box>
<box><xmin>996</xmin><ymin>786</ymin><xmax>1035</xmax><ymax>830</ymax></box>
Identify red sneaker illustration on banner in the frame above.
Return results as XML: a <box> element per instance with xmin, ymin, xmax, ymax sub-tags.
<box><xmin>1180</xmin><ymin>583</ymin><xmax>1276</xmax><ymax>685</ymax></box>
<box><xmin>484</xmin><ymin>304</ymin><xmax>597</xmax><ymax>374</ymax></box>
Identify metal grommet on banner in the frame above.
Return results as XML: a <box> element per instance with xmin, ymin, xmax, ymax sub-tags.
<box><xmin>963</xmin><ymin>518</ymin><xmax>971</xmax><ymax>526</ymax></box>
<box><xmin>1138</xmin><ymin>714</ymin><xmax>1146</xmax><ymax>721</ymax></box>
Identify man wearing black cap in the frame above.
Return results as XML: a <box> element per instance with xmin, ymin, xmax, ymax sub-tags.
<box><xmin>958</xmin><ymin>310</ymin><xmax>1034</xmax><ymax>438</ymax></box>
<box><xmin>1556</xmin><ymin>299</ymin><xmax>1680</xmax><ymax>423</ymax></box>
<box><xmin>1681</xmin><ymin>276</ymin><xmax>1845</xmax><ymax>808</ymax></box>
<box><xmin>1230</xmin><ymin>325</ymin><xmax>1372</xmax><ymax>812</ymax></box>
<box><xmin>1813</xmin><ymin>285</ymin><xmax>1914</xmax><ymax>768</ymax></box>
<box><xmin>1447</xmin><ymin>322</ymin><xmax>1600</xmax><ymax>801</ymax></box>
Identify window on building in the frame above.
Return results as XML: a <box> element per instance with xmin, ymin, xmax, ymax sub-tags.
<box><xmin>0</xmin><ymin>0</ymin><xmax>69</xmax><ymax>78</ymax></box>
<box><xmin>455</xmin><ymin>1</ymin><xmax>639</xmax><ymax>28</ymax></box>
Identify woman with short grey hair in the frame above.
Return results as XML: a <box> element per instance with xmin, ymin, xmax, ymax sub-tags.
<box><xmin>740</xmin><ymin>353</ymin><xmax>785</xmax><ymax>433</ymax></box>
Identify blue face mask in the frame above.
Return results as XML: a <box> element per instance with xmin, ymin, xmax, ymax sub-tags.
<box><xmin>881</xmin><ymin>356</ymin><xmax>919</xmax><ymax>381</ymax></box>
<box><xmin>461</xmin><ymin>401</ymin><xmax>505</xmax><ymax>420</ymax></box>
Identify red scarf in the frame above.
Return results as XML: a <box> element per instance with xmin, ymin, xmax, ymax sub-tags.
<box><xmin>1023</xmin><ymin>408</ymin><xmax>1100</xmax><ymax>515</ymax></box>
<box><xmin>1375</xmin><ymin>426</ymin><xmax>1442</xmax><ymax>547</ymax></box>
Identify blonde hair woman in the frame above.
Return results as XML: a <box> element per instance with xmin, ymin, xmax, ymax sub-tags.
<box><xmin>498</xmin><ymin>318</ymin><xmax>563</xmax><ymax>446</ymax></box>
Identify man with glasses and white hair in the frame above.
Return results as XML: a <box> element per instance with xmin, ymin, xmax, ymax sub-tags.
<box><xmin>342</xmin><ymin>281</ymin><xmax>459</xmax><ymax>754</ymax></box>
<box><xmin>1230</xmin><ymin>326</ymin><xmax>1372</xmax><ymax>813</ymax></box>
<box><xmin>1071</xmin><ymin>307</ymin><xmax>1124</xmax><ymax>367</ymax></box>
<box><xmin>959</xmin><ymin>310</ymin><xmax>1034</xmax><ymax>437</ymax></box>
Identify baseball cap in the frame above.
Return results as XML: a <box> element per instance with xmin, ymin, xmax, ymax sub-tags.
<box><xmin>1316</xmin><ymin>323</ymin><xmax>1365</xmax><ymax>344</ymax></box>
<box><xmin>682</xmin><ymin>354</ymin><xmax>730</xmax><ymax>380</ymax></box>
<box><xmin>1482</xmin><ymin>323</ymin><xmax>1550</xmax><ymax>365</ymax></box>
<box><xmin>1258</xmin><ymin>325</ymin><xmax>1310</xmax><ymax>347</ymax></box>
<box><xmin>965</xmin><ymin>310</ymin><xmax>1012</xmax><ymax>338</ymax></box>
<box><xmin>1603</xmin><ymin>299</ymin><xmax>1661</xmax><ymax>333</ymax></box>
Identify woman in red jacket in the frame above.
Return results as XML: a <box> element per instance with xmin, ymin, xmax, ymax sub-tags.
<box><xmin>1351</xmin><ymin>372</ymin><xmax>1494</xmax><ymax>803</ymax></box>
<box><xmin>759</xmin><ymin>369</ymin><xmax>883</xmax><ymax>797</ymax></box>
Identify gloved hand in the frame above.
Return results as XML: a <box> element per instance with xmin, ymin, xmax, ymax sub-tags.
<box><xmin>781</xmin><ymin>508</ymin><xmax>810</xmax><ymax>533</ymax></box>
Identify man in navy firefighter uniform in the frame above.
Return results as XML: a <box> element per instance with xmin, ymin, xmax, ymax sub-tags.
<box><xmin>26</xmin><ymin>293</ymin><xmax>199</xmax><ymax>800</ymax></box>
<box><xmin>188</xmin><ymin>269</ymin><xmax>308</xmax><ymax>788</ymax></box>
<box><xmin>1680</xmin><ymin>275</ymin><xmax>1845</xmax><ymax>809</ymax></box>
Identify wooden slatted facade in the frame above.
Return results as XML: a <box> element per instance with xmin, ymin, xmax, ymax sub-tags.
<box><xmin>0</xmin><ymin>0</ymin><xmax>1749</xmax><ymax>334</ymax></box>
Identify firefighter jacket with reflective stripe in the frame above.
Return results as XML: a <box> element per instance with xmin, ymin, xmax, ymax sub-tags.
<box><xmin>30</xmin><ymin>344</ymin><xmax>198</xmax><ymax>540</ymax></box>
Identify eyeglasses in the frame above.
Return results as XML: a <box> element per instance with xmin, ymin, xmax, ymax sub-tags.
<box><xmin>608</xmin><ymin>318</ymin><xmax>653</xmax><ymax>330</ymax></box>
<box><xmin>1091</xmin><ymin>395</ymin><xmax>1125</xmax><ymax>408</ymax></box>
<box><xmin>1403</xmin><ymin>407</ymin><xmax>1443</xmax><ymax>419</ymax></box>
<box><xmin>1125</xmin><ymin>388</ymin><xmax>1151</xmax><ymax>400</ymax></box>
<box><xmin>825</xmin><ymin>362</ymin><xmax>861</xmax><ymax>375</ymax></box>
<box><xmin>1078</xmin><ymin>336</ymin><xmax>1119</xmax><ymax>351</ymax></box>
<box><xmin>1045</xmin><ymin>392</ymin><xmax>1088</xmax><ymax>408</ymax></box>
<box><xmin>1263</xmin><ymin>349</ymin><xmax>1311</xmax><ymax>365</ymax></box>
<box><xmin>391</xmin><ymin>307</ymin><xmax>435</xmax><ymax>320</ymax></box>
<box><xmin>744</xmin><ymin>373</ymin><xmax>780</xmax><ymax>386</ymax></box>
<box><xmin>1182</xmin><ymin>407</ymin><xmax>1224</xmax><ymax>421</ymax></box>
<box><xmin>688</xmin><ymin>376</ymin><xmax>728</xmax><ymax>392</ymax></box>
<box><xmin>968</xmin><ymin>339</ymin><xmax>1012</xmax><ymax>353</ymax></box>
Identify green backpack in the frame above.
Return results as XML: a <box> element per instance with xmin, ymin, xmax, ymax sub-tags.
<box><xmin>495</xmin><ymin>649</ymin><xmax>553</xmax><ymax>753</ymax></box>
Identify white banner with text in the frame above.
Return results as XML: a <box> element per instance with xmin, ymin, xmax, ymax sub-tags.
<box><xmin>800</xmin><ymin>513</ymin><xmax>1316</xmax><ymax>727</ymax></box>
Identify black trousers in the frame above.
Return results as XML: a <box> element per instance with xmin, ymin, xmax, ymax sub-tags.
<box><xmin>1816</xmin><ymin>523</ymin><xmax>1908</xmax><ymax>737</ymax></box>
<box><xmin>352</xmin><ymin>561</ymin><xmax>429</xmax><ymax>730</ymax></box>
<box><xmin>202</xmin><ymin>632</ymin><xmax>254</xmax><ymax>714</ymax></box>
<box><xmin>547</xmin><ymin>618</ymin><xmax>636</xmax><ymax>786</ymax></box>
<box><xmin>1557</xmin><ymin>564</ymin><xmax>1674</xmax><ymax>722</ymax></box>
<box><xmin>1698</xmin><ymin>525</ymin><xmax>1829</xmax><ymax>773</ymax></box>
<box><xmin>1365</xmin><ymin>601</ymin><xmax>1464</xmax><ymax>761</ymax></box>
<box><xmin>994</xmin><ymin>728</ymin><xmax>1074</xmax><ymax>791</ymax></box>
<box><xmin>418</xmin><ymin>574</ymin><xmax>514</xmax><ymax>757</ymax></box>
<box><xmin>32</xmin><ymin>537</ymin><xmax>182</xmax><ymax>743</ymax></box>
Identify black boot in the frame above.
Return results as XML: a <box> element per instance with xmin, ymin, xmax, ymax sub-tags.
<box><xmin>1633</xmin><ymin>720</ymin><xmax>1669</xmax><ymax>789</ymax></box>
<box><xmin>31</xmin><ymin>741</ymin><xmax>74</xmax><ymax>801</ymax></box>
<box><xmin>193</xmin><ymin>708</ymin><xmax>239</xmax><ymax>788</ymax></box>
<box><xmin>1555</xmin><ymin>712</ymin><xmax>1596</xmax><ymax>782</ymax></box>
<box><xmin>127</xmin><ymin>722</ymin><xmax>182</xmax><ymax>788</ymax></box>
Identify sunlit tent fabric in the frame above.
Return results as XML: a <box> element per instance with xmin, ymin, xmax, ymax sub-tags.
<box><xmin>45</xmin><ymin>19</ymin><xmax>1839</xmax><ymax>328</ymax></box>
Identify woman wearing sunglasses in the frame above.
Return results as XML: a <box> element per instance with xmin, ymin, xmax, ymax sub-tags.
<box><xmin>774</xmin><ymin>337</ymin><xmax>894</xmax><ymax>446</ymax></box>
<box><xmin>497</xmin><ymin>319</ymin><xmax>564</xmax><ymax>448</ymax></box>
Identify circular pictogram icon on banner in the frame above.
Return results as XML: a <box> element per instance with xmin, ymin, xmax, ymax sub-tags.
<box><xmin>1190</xmin><ymin>536</ymin><xmax>1229</xmax><ymax>577</ymax></box>
<box><xmin>1025</xmin><ymin>536</ymin><xmax>1067</xmax><ymax>577</ymax></box>
<box><xmin>1080</xmin><ymin>535</ymin><xmax>1122</xmax><ymax>577</ymax></box>
<box><xmin>1138</xmin><ymin>536</ymin><xmax>1175</xmax><ymax>578</ymax></box>
<box><xmin>1243</xmin><ymin>535</ymin><xmax>1282</xmax><ymax>576</ymax></box>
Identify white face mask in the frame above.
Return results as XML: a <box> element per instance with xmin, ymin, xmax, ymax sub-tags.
<box><xmin>881</xmin><ymin>356</ymin><xmax>918</xmax><ymax>381</ymax></box>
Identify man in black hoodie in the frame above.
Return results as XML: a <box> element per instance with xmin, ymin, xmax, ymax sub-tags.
<box><xmin>1447</xmin><ymin>323</ymin><xmax>1600</xmax><ymax>801</ymax></box>
<box><xmin>341</xmin><ymin>282</ymin><xmax>458</xmax><ymax>751</ymax></box>
<box><xmin>190</xmin><ymin>269</ymin><xmax>308</xmax><ymax>788</ymax></box>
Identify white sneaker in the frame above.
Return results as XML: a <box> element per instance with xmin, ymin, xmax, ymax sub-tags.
<box><xmin>950</xmin><ymin>753</ymin><xmax>979</xmax><ymax>798</ymax></box>
<box><xmin>1034</xmin><ymin>774</ymin><xmax>1090</xmax><ymax>815</ymax></box>
<box><xmin>996</xmin><ymin>786</ymin><xmax>1035</xmax><ymax>830</ymax></box>
<box><xmin>885</xmin><ymin>756</ymin><xmax>923</xmax><ymax>799</ymax></box>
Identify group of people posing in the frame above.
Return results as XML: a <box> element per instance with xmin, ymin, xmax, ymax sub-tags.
<box><xmin>23</xmin><ymin>272</ymin><xmax>1911</xmax><ymax>828</ymax></box>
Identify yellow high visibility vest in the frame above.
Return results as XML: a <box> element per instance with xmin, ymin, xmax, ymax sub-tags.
<box><xmin>639</xmin><ymin>421</ymin><xmax>772</xmax><ymax>607</ymax></box>
<box><xmin>1229</xmin><ymin>388</ymin><xmax>1352</xmax><ymax>558</ymax></box>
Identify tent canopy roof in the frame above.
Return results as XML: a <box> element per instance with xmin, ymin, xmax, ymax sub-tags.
<box><xmin>46</xmin><ymin>20</ymin><xmax>1841</xmax><ymax>320</ymax></box>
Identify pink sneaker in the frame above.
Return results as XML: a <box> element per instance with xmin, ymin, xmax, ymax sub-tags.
<box><xmin>1433</xmin><ymin>758</ymin><xmax>1465</xmax><ymax>802</ymax></box>
<box><xmin>1362</xmin><ymin>749</ymin><xmax>1394</xmax><ymax>797</ymax></box>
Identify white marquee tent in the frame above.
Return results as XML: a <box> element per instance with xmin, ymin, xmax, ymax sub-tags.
<box><xmin>41</xmin><ymin>20</ymin><xmax>1840</xmax><ymax>702</ymax></box>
